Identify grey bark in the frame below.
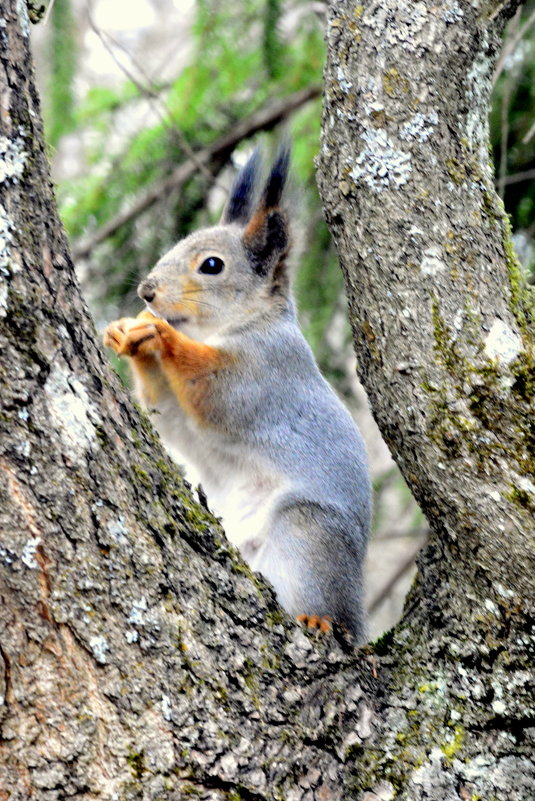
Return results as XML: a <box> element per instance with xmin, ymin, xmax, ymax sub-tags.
<box><xmin>316</xmin><ymin>0</ymin><xmax>535</xmax><ymax>797</ymax></box>
<box><xmin>0</xmin><ymin>4</ymin><xmax>374</xmax><ymax>800</ymax></box>
<box><xmin>0</xmin><ymin>2</ymin><xmax>532</xmax><ymax>801</ymax></box>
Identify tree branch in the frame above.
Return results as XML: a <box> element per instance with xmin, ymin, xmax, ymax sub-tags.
<box><xmin>368</xmin><ymin>536</ymin><xmax>426</xmax><ymax>615</ymax></box>
<box><xmin>500</xmin><ymin>166</ymin><xmax>535</xmax><ymax>185</ymax></box>
<box><xmin>72</xmin><ymin>86</ymin><xmax>321</xmax><ymax>261</ymax></box>
<box><xmin>317</xmin><ymin>0</ymin><xmax>534</xmax><ymax>791</ymax></box>
<box><xmin>493</xmin><ymin>5</ymin><xmax>535</xmax><ymax>85</ymax></box>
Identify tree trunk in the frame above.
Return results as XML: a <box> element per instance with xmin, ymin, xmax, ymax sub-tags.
<box><xmin>316</xmin><ymin>0</ymin><xmax>535</xmax><ymax>797</ymax></box>
<box><xmin>0</xmin><ymin>2</ymin><xmax>532</xmax><ymax>801</ymax></box>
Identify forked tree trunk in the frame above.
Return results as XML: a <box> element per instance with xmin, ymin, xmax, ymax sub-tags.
<box><xmin>0</xmin><ymin>1</ymin><xmax>533</xmax><ymax>800</ymax></box>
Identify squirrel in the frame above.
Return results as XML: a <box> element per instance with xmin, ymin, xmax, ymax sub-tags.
<box><xmin>103</xmin><ymin>146</ymin><xmax>371</xmax><ymax>641</ymax></box>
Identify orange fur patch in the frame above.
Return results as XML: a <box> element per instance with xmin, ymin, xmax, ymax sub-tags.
<box><xmin>296</xmin><ymin>614</ymin><xmax>332</xmax><ymax>634</ymax></box>
<box><xmin>174</xmin><ymin>276</ymin><xmax>202</xmax><ymax>318</ymax></box>
<box><xmin>130</xmin><ymin>358</ymin><xmax>170</xmax><ymax>407</ymax></box>
<box><xmin>156</xmin><ymin>325</ymin><xmax>233</xmax><ymax>426</ymax></box>
<box><xmin>105</xmin><ymin>315</ymin><xmax>231</xmax><ymax>425</ymax></box>
<box><xmin>243</xmin><ymin>209</ymin><xmax>267</xmax><ymax>247</ymax></box>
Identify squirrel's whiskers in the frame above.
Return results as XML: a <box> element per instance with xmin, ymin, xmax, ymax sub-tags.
<box><xmin>103</xmin><ymin>145</ymin><xmax>371</xmax><ymax>640</ymax></box>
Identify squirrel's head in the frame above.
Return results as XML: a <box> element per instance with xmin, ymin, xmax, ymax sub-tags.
<box><xmin>138</xmin><ymin>145</ymin><xmax>292</xmax><ymax>339</ymax></box>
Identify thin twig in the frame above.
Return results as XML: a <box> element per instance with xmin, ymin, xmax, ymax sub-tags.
<box><xmin>72</xmin><ymin>85</ymin><xmax>321</xmax><ymax>261</ymax></box>
<box><xmin>368</xmin><ymin>537</ymin><xmax>426</xmax><ymax>615</ymax></box>
<box><xmin>489</xmin><ymin>0</ymin><xmax>511</xmax><ymax>22</ymax></box>
<box><xmin>85</xmin><ymin>5</ymin><xmax>216</xmax><ymax>185</ymax></box>
<box><xmin>493</xmin><ymin>6</ymin><xmax>535</xmax><ymax>86</ymax></box>
<box><xmin>522</xmin><ymin>117</ymin><xmax>535</xmax><ymax>145</ymax></box>
<box><xmin>86</xmin><ymin>7</ymin><xmax>150</xmax><ymax>96</ymax></box>
<box><xmin>499</xmin><ymin>166</ymin><xmax>535</xmax><ymax>186</ymax></box>
<box><xmin>42</xmin><ymin>0</ymin><xmax>57</xmax><ymax>25</ymax></box>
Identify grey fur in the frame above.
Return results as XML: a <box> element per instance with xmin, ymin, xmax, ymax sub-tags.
<box><xmin>131</xmin><ymin>156</ymin><xmax>371</xmax><ymax>640</ymax></box>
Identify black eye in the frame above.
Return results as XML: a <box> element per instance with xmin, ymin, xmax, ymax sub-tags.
<box><xmin>198</xmin><ymin>256</ymin><xmax>225</xmax><ymax>275</ymax></box>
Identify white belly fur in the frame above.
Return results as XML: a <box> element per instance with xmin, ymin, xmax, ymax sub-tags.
<box><xmin>210</xmin><ymin>472</ymin><xmax>285</xmax><ymax>551</ymax></box>
<box><xmin>179</xmin><ymin>448</ymin><xmax>286</xmax><ymax>562</ymax></box>
<box><xmin>146</xmin><ymin>391</ymin><xmax>286</xmax><ymax>562</ymax></box>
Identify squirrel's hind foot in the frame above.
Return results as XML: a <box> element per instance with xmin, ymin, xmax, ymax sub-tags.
<box><xmin>296</xmin><ymin>614</ymin><xmax>332</xmax><ymax>634</ymax></box>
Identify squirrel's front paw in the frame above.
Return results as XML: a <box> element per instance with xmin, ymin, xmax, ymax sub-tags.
<box><xmin>103</xmin><ymin>317</ymin><xmax>174</xmax><ymax>358</ymax></box>
<box><xmin>103</xmin><ymin>318</ymin><xmax>137</xmax><ymax>355</ymax></box>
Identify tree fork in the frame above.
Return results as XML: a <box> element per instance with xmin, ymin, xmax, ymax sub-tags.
<box><xmin>0</xmin><ymin>3</ymin><xmax>375</xmax><ymax>799</ymax></box>
<box><xmin>0</xmin><ymin>1</ymin><xmax>533</xmax><ymax>799</ymax></box>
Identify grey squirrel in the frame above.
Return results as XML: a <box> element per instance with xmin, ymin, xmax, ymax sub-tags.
<box><xmin>103</xmin><ymin>146</ymin><xmax>371</xmax><ymax>640</ymax></box>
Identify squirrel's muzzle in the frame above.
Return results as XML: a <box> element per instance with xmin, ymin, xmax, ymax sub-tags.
<box><xmin>138</xmin><ymin>279</ymin><xmax>156</xmax><ymax>304</ymax></box>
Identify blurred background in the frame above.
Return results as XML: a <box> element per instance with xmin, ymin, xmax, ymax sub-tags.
<box><xmin>30</xmin><ymin>0</ymin><xmax>535</xmax><ymax>638</ymax></box>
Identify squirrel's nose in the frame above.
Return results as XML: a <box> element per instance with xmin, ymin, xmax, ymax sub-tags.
<box><xmin>138</xmin><ymin>279</ymin><xmax>156</xmax><ymax>303</ymax></box>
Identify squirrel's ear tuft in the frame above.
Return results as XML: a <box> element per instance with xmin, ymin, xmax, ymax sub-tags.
<box><xmin>243</xmin><ymin>143</ymin><xmax>291</xmax><ymax>276</ymax></box>
<box><xmin>221</xmin><ymin>148</ymin><xmax>261</xmax><ymax>225</ymax></box>
<box><xmin>261</xmin><ymin>141</ymin><xmax>290</xmax><ymax>211</ymax></box>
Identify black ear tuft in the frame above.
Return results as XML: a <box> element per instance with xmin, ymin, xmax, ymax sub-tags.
<box><xmin>221</xmin><ymin>148</ymin><xmax>261</xmax><ymax>224</ymax></box>
<box><xmin>246</xmin><ymin>210</ymin><xmax>289</xmax><ymax>276</ymax></box>
<box><xmin>262</xmin><ymin>141</ymin><xmax>291</xmax><ymax>210</ymax></box>
<box><xmin>242</xmin><ymin>142</ymin><xmax>291</xmax><ymax>278</ymax></box>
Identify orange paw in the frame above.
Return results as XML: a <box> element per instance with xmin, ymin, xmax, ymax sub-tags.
<box><xmin>136</xmin><ymin>309</ymin><xmax>159</xmax><ymax>323</ymax></box>
<box><xmin>296</xmin><ymin>614</ymin><xmax>332</xmax><ymax>634</ymax></box>
<box><xmin>103</xmin><ymin>317</ymin><xmax>137</xmax><ymax>355</ymax></box>
<box><xmin>103</xmin><ymin>317</ymin><xmax>174</xmax><ymax>358</ymax></box>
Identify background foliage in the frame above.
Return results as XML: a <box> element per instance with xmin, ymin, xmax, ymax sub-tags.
<box><xmin>33</xmin><ymin>0</ymin><xmax>535</xmax><ymax>635</ymax></box>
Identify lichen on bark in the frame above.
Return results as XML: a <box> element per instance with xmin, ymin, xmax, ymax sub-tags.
<box><xmin>317</xmin><ymin>0</ymin><xmax>534</xmax><ymax>797</ymax></box>
<box><xmin>0</xmin><ymin>0</ymin><xmax>534</xmax><ymax>799</ymax></box>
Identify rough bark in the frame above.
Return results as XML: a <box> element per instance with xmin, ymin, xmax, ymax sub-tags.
<box><xmin>0</xmin><ymin>2</ymin><xmax>532</xmax><ymax>801</ymax></box>
<box><xmin>0</xmin><ymin>4</ymin><xmax>375</xmax><ymax>800</ymax></box>
<box><xmin>317</xmin><ymin>0</ymin><xmax>535</xmax><ymax>797</ymax></box>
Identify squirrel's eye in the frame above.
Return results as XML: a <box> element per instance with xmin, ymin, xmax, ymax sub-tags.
<box><xmin>198</xmin><ymin>256</ymin><xmax>225</xmax><ymax>275</ymax></box>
